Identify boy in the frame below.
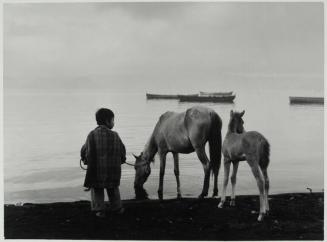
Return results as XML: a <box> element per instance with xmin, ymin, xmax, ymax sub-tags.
<box><xmin>83</xmin><ymin>108</ymin><xmax>126</xmax><ymax>217</ymax></box>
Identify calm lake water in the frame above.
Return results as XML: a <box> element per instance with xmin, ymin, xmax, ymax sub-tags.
<box><xmin>4</xmin><ymin>77</ymin><xmax>324</xmax><ymax>203</ymax></box>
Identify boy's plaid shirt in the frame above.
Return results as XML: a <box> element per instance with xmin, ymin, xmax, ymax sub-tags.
<box><xmin>84</xmin><ymin>125</ymin><xmax>126</xmax><ymax>188</ymax></box>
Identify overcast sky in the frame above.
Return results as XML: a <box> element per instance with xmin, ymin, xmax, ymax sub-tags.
<box><xmin>4</xmin><ymin>2</ymin><xmax>324</xmax><ymax>90</ymax></box>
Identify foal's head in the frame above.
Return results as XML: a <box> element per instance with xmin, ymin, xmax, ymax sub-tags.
<box><xmin>133</xmin><ymin>152</ymin><xmax>152</xmax><ymax>199</ymax></box>
<box><xmin>228</xmin><ymin>110</ymin><xmax>245</xmax><ymax>133</ymax></box>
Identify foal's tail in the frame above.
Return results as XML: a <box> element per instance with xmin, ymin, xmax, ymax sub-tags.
<box><xmin>208</xmin><ymin>112</ymin><xmax>222</xmax><ymax>176</ymax></box>
<box><xmin>259</xmin><ymin>138</ymin><xmax>270</xmax><ymax>170</ymax></box>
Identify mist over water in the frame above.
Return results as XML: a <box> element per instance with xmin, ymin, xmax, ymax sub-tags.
<box><xmin>4</xmin><ymin>76</ymin><xmax>324</xmax><ymax>203</ymax></box>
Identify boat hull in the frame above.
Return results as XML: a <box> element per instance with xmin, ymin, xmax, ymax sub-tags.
<box><xmin>199</xmin><ymin>91</ymin><xmax>233</xmax><ymax>96</ymax></box>
<box><xmin>289</xmin><ymin>96</ymin><xmax>324</xmax><ymax>105</ymax></box>
<box><xmin>146</xmin><ymin>94</ymin><xmax>179</xmax><ymax>99</ymax></box>
<box><xmin>179</xmin><ymin>95</ymin><xmax>235</xmax><ymax>103</ymax></box>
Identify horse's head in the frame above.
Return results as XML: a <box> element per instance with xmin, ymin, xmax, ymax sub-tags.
<box><xmin>229</xmin><ymin>110</ymin><xmax>245</xmax><ymax>133</ymax></box>
<box><xmin>133</xmin><ymin>152</ymin><xmax>152</xmax><ymax>199</ymax></box>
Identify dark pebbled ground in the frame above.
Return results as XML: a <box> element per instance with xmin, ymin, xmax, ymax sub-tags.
<box><xmin>4</xmin><ymin>192</ymin><xmax>323</xmax><ymax>240</ymax></box>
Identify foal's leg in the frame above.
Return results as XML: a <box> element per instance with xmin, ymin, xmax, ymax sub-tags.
<box><xmin>173</xmin><ymin>152</ymin><xmax>182</xmax><ymax>199</ymax></box>
<box><xmin>195</xmin><ymin>147</ymin><xmax>211</xmax><ymax>198</ymax></box>
<box><xmin>158</xmin><ymin>153</ymin><xmax>167</xmax><ymax>201</ymax></box>
<box><xmin>230</xmin><ymin>161</ymin><xmax>239</xmax><ymax>206</ymax></box>
<box><xmin>261</xmin><ymin>168</ymin><xmax>270</xmax><ymax>213</ymax></box>
<box><xmin>247</xmin><ymin>159</ymin><xmax>266</xmax><ymax>221</ymax></box>
<box><xmin>218</xmin><ymin>158</ymin><xmax>231</xmax><ymax>208</ymax></box>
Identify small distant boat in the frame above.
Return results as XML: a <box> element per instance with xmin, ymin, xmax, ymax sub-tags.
<box><xmin>146</xmin><ymin>93</ymin><xmax>199</xmax><ymax>99</ymax></box>
<box><xmin>199</xmin><ymin>91</ymin><xmax>233</xmax><ymax>96</ymax></box>
<box><xmin>146</xmin><ymin>93</ymin><xmax>179</xmax><ymax>99</ymax></box>
<box><xmin>289</xmin><ymin>96</ymin><xmax>324</xmax><ymax>105</ymax></box>
<box><xmin>146</xmin><ymin>92</ymin><xmax>235</xmax><ymax>103</ymax></box>
<box><xmin>179</xmin><ymin>94</ymin><xmax>236</xmax><ymax>103</ymax></box>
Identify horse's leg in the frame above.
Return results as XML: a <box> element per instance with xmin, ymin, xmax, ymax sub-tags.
<box><xmin>173</xmin><ymin>152</ymin><xmax>182</xmax><ymax>199</ymax></box>
<box><xmin>261</xmin><ymin>167</ymin><xmax>270</xmax><ymax>213</ymax></box>
<box><xmin>195</xmin><ymin>147</ymin><xmax>211</xmax><ymax>198</ymax></box>
<box><xmin>230</xmin><ymin>161</ymin><xmax>239</xmax><ymax>207</ymax></box>
<box><xmin>218</xmin><ymin>158</ymin><xmax>231</xmax><ymax>208</ymax></box>
<box><xmin>247</xmin><ymin>159</ymin><xmax>266</xmax><ymax>221</ymax></box>
<box><xmin>158</xmin><ymin>153</ymin><xmax>167</xmax><ymax>201</ymax></box>
<box><xmin>212</xmin><ymin>162</ymin><xmax>219</xmax><ymax>198</ymax></box>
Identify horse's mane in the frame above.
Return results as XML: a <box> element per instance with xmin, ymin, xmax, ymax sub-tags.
<box><xmin>228</xmin><ymin>118</ymin><xmax>237</xmax><ymax>133</ymax></box>
<box><xmin>228</xmin><ymin>112</ymin><xmax>243</xmax><ymax>133</ymax></box>
<box><xmin>143</xmin><ymin>111</ymin><xmax>174</xmax><ymax>163</ymax></box>
<box><xmin>143</xmin><ymin>127</ymin><xmax>158</xmax><ymax>163</ymax></box>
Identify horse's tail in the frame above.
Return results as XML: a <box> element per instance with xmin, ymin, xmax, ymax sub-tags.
<box><xmin>259</xmin><ymin>138</ymin><xmax>270</xmax><ymax>170</ymax></box>
<box><xmin>209</xmin><ymin>112</ymin><xmax>222</xmax><ymax>176</ymax></box>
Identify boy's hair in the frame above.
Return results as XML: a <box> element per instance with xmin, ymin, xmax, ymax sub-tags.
<box><xmin>96</xmin><ymin>108</ymin><xmax>114</xmax><ymax>125</ymax></box>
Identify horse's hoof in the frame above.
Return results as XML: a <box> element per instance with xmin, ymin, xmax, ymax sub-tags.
<box><xmin>218</xmin><ymin>202</ymin><xmax>224</xmax><ymax>208</ymax></box>
<box><xmin>198</xmin><ymin>195</ymin><xmax>204</xmax><ymax>199</ymax></box>
<box><xmin>158</xmin><ymin>191</ymin><xmax>163</xmax><ymax>201</ymax></box>
<box><xmin>257</xmin><ymin>213</ymin><xmax>264</xmax><ymax>222</ymax></box>
<box><xmin>212</xmin><ymin>187</ymin><xmax>218</xmax><ymax>197</ymax></box>
<box><xmin>135</xmin><ymin>195</ymin><xmax>148</xmax><ymax>200</ymax></box>
<box><xmin>230</xmin><ymin>199</ymin><xmax>236</xmax><ymax>207</ymax></box>
<box><xmin>199</xmin><ymin>191</ymin><xmax>208</xmax><ymax>199</ymax></box>
<box><xmin>177</xmin><ymin>194</ymin><xmax>182</xmax><ymax>200</ymax></box>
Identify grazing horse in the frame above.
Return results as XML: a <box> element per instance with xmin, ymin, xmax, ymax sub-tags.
<box><xmin>133</xmin><ymin>106</ymin><xmax>222</xmax><ymax>200</ymax></box>
<box><xmin>218</xmin><ymin>110</ymin><xmax>270</xmax><ymax>221</ymax></box>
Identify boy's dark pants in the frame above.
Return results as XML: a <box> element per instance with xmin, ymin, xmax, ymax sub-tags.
<box><xmin>91</xmin><ymin>187</ymin><xmax>122</xmax><ymax>212</ymax></box>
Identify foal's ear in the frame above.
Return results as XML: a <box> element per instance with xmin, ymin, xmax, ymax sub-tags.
<box><xmin>133</xmin><ymin>153</ymin><xmax>139</xmax><ymax>159</ymax></box>
<box><xmin>230</xmin><ymin>110</ymin><xmax>234</xmax><ymax>116</ymax></box>
<box><xmin>240</xmin><ymin>110</ymin><xmax>245</xmax><ymax>117</ymax></box>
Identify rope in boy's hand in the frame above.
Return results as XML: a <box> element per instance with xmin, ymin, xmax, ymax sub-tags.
<box><xmin>80</xmin><ymin>159</ymin><xmax>88</xmax><ymax>170</ymax></box>
<box><xmin>79</xmin><ymin>159</ymin><xmax>135</xmax><ymax>170</ymax></box>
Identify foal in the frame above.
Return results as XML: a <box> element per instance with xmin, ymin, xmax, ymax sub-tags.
<box><xmin>218</xmin><ymin>110</ymin><xmax>270</xmax><ymax>221</ymax></box>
